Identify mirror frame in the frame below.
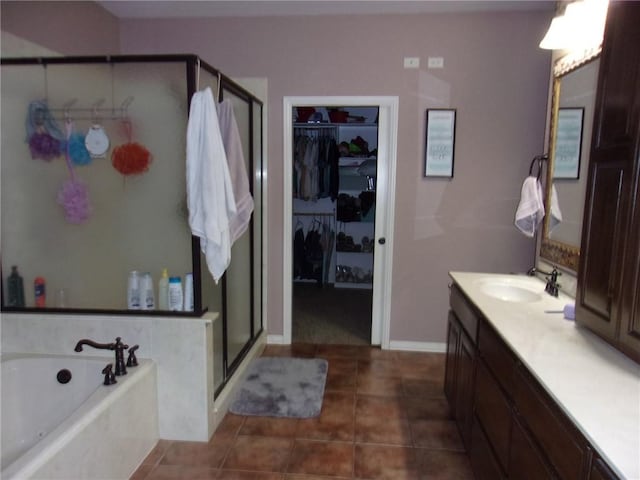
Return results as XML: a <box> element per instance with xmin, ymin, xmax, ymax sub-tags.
<box><xmin>540</xmin><ymin>46</ymin><xmax>601</xmax><ymax>272</ymax></box>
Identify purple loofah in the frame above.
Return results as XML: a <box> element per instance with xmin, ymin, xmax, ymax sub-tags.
<box><xmin>67</xmin><ymin>132</ymin><xmax>91</xmax><ymax>166</ymax></box>
<box><xmin>57</xmin><ymin>178</ymin><xmax>91</xmax><ymax>224</ymax></box>
<box><xmin>29</xmin><ymin>132</ymin><xmax>62</xmax><ymax>161</ymax></box>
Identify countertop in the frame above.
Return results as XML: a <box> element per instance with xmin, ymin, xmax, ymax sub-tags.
<box><xmin>449</xmin><ymin>271</ymin><xmax>640</xmax><ymax>480</ymax></box>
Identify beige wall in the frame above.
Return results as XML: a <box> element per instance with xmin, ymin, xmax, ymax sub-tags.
<box><xmin>2</xmin><ymin>4</ymin><xmax>553</xmax><ymax>344</ymax></box>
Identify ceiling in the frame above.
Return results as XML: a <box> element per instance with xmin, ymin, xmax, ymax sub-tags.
<box><xmin>97</xmin><ymin>0</ymin><xmax>555</xmax><ymax>19</ymax></box>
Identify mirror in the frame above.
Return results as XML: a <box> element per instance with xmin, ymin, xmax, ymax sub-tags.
<box><xmin>540</xmin><ymin>52</ymin><xmax>600</xmax><ymax>272</ymax></box>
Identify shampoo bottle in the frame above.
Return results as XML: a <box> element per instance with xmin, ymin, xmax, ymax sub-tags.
<box><xmin>7</xmin><ymin>266</ymin><xmax>25</xmax><ymax>307</ymax></box>
<box><xmin>158</xmin><ymin>268</ymin><xmax>169</xmax><ymax>310</ymax></box>
<box><xmin>183</xmin><ymin>273</ymin><xmax>194</xmax><ymax>312</ymax></box>
<box><xmin>141</xmin><ymin>272</ymin><xmax>155</xmax><ymax>310</ymax></box>
<box><xmin>168</xmin><ymin>276</ymin><xmax>183</xmax><ymax>311</ymax></box>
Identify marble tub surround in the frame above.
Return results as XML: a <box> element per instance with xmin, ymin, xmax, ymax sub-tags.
<box><xmin>449</xmin><ymin>271</ymin><xmax>640</xmax><ymax>479</ymax></box>
<box><xmin>1</xmin><ymin>312</ymin><xmax>217</xmax><ymax>441</ymax></box>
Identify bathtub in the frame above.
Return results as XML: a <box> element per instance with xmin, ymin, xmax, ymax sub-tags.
<box><xmin>1</xmin><ymin>353</ymin><xmax>158</xmax><ymax>479</ymax></box>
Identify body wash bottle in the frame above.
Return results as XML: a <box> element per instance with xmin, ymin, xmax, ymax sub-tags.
<box><xmin>158</xmin><ymin>268</ymin><xmax>169</xmax><ymax>310</ymax></box>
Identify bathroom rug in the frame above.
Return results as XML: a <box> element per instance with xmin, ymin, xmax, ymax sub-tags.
<box><xmin>229</xmin><ymin>357</ymin><xmax>328</xmax><ymax>418</ymax></box>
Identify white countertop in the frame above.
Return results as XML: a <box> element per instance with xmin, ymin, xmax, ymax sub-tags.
<box><xmin>449</xmin><ymin>271</ymin><xmax>640</xmax><ymax>480</ymax></box>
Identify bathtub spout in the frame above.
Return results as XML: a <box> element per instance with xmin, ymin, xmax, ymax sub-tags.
<box><xmin>74</xmin><ymin>339</ymin><xmax>115</xmax><ymax>352</ymax></box>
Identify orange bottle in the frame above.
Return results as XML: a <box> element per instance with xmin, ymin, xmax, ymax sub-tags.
<box><xmin>34</xmin><ymin>277</ymin><xmax>46</xmax><ymax>307</ymax></box>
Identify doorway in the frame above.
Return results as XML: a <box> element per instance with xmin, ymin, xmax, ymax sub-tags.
<box><xmin>283</xmin><ymin>96</ymin><xmax>399</xmax><ymax>348</ymax></box>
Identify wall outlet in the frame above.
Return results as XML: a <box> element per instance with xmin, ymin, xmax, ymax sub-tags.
<box><xmin>428</xmin><ymin>57</ymin><xmax>444</xmax><ymax>69</ymax></box>
<box><xmin>403</xmin><ymin>57</ymin><xmax>420</xmax><ymax>69</ymax></box>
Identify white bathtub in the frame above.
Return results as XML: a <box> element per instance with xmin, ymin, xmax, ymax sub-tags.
<box><xmin>1</xmin><ymin>353</ymin><xmax>158</xmax><ymax>479</ymax></box>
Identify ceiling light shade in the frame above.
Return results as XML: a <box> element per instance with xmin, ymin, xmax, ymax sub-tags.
<box><xmin>539</xmin><ymin>0</ymin><xmax>608</xmax><ymax>51</ymax></box>
<box><xmin>539</xmin><ymin>14</ymin><xmax>571</xmax><ymax>49</ymax></box>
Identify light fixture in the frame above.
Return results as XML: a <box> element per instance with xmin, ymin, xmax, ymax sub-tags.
<box><xmin>539</xmin><ymin>0</ymin><xmax>609</xmax><ymax>51</ymax></box>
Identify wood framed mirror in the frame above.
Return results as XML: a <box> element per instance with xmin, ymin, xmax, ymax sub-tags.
<box><xmin>540</xmin><ymin>48</ymin><xmax>601</xmax><ymax>272</ymax></box>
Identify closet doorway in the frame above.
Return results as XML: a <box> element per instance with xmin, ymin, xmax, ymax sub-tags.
<box><xmin>283</xmin><ymin>96</ymin><xmax>399</xmax><ymax>348</ymax></box>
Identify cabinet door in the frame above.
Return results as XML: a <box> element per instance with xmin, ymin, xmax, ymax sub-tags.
<box><xmin>589</xmin><ymin>456</ymin><xmax>620</xmax><ymax>480</ymax></box>
<box><xmin>455</xmin><ymin>328</ymin><xmax>475</xmax><ymax>450</ymax></box>
<box><xmin>444</xmin><ymin>312</ymin><xmax>461</xmax><ymax>409</ymax></box>
<box><xmin>513</xmin><ymin>366</ymin><xmax>588</xmax><ymax>480</ymax></box>
<box><xmin>474</xmin><ymin>359</ymin><xmax>511</xmax><ymax>474</ymax></box>
<box><xmin>619</xmin><ymin>179</ymin><xmax>640</xmax><ymax>361</ymax></box>
<box><xmin>509</xmin><ymin>415</ymin><xmax>555</xmax><ymax>480</ymax></box>
<box><xmin>576</xmin><ymin>1</ymin><xmax>640</xmax><ymax>359</ymax></box>
<box><xmin>469</xmin><ymin>415</ymin><xmax>506</xmax><ymax>480</ymax></box>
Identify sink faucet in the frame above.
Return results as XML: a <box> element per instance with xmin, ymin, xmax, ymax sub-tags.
<box><xmin>74</xmin><ymin>337</ymin><xmax>129</xmax><ymax>376</ymax></box>
<box><xmin>527</xmin><ymin>266</ymin><xmax>562</xmax><ymax>297</ymax></box>
<box><xmin>544</xmin><ymin>268</ymin><xmax>561</xmax><ymax>297</ymax></box>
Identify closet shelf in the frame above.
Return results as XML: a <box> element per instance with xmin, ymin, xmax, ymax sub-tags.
<box><xmin>334</xmin><ymin>282</ymin><xmax>373</xmax><ymax>290</ymax></box>
<box><xmin>338</xmin><ymin>156</ymin><xmax>376</xmax><ymax>167</ymax></box>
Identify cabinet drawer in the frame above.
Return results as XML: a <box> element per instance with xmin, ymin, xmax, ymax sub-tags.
<box><xmin>478</xmin><ymin>319</ymin><xmax>516</xmax><ymax>397</ymax></box>
<box><xmin>450</xmin><ymin>284</ymin><xmax>478</xmax><ymax>342</ymax></box>
<box><xmin>509</xmin><ymin>414</ymin><xmax>556</xmax><ymax>480</ymax></box>
<box><xmin>470</xmin><ymin>414</ymin><xmax>506</xmax><ymax>480</ymax></box>
<box><xmin>513</xmin><ymin>365</ymin><xmax>588</xmax><ymax>480</ymax></box>
<box><xmin>474</xmin><ymin>359</ymin><xmax>511</xmax><ymax>473</ymax></box>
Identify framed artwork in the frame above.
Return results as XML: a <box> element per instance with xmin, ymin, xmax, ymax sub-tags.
<box><xmin>553</xmin><ymin>107</ymin><xmax>584</xmax><ymax>179</ymax></box>
<box><xmin>424</xmin><ymin>109</ymin><xmax>456</xmax><ymax>178</ymax></box>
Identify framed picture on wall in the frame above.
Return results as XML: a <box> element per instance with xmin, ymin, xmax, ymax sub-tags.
<box><xmin>424</xmin><ymin>109</ymin><xmax>456</xmax><ymax>178</ymax></box>
<box><xmin>553</xmin><ymin>107</ymin><xmax>584</xmax><ymax>179</ymax></box>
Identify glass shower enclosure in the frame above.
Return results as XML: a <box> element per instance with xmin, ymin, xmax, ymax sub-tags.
<box><xmin>0</xmin><ymin>54</ymin><xmax>264</xmax><ymax>396</ymax></box>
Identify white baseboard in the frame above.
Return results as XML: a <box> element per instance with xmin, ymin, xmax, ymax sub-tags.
<box><xmin>388</xmin><ymin>341</ymin><xmax>447</xmax><ymax>353</ymax></box>
<box><xmin>267</xmin><ymin>334</ymin><xmax>286</xmax><ymax>344</ymax></box>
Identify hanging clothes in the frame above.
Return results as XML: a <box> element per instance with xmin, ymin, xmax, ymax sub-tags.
<box><xmin>217</xmin><ymin>99</ymin><xmax>255</xmax><ymax>244</ymax></box>
<box><xmin>293</xmin><ymin>127</ymin><xmax>339</xmax><ymax>201</ymax></box>
<box><xmin>186</xmin><ymin>87</ymin><xmax>236</xmax><ymax>283</ymax></box>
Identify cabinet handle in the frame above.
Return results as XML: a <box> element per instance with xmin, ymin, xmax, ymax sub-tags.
<box><xmin>378</xmin><ymin>237</ymin><xmax>386</xmax><ymax>245</ymax></box>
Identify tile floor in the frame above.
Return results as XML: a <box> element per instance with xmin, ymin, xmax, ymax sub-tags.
<box><xmin>131</xmin><ymin>343</ymin><xmax>474</xmax><ymax>480</ymax></box>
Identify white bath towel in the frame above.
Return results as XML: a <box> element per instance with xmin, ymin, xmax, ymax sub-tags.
<box><xmin>186</xmin><ymin>87</ymin><xmax>237</xmax><ymax>283</ymax></box>
<box><xmin>548</xmin><ymin>183</ymin><xmax>563</xmax><ymax>232</ymax></box>
<box><xmin>217</xmin><ymin>99</ymin><xmax>255</xmax><ymax>244</ymax></box>
<box><xmin>515</xmin><ymin>176</ymin><xmax>545</xmax><ymax>237</ymax></box>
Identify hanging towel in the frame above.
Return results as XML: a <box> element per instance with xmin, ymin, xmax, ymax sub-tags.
<box><xmin>515</xmin><ymin>176</ymin><xmax>545</xmax><ymax>237</ymax></box>
<box><xmin>186</xmin><ymin>87</ymin><xmax>237</xmax><ymax>283</ymax></box>
<box><xmin>217</xmin><ymin>99</ymin><xmax>255</xmax><ymax>244</ymax></box>
<box><xmin>548</xmin><ymin>183</ymin><xmax>563</xmax><ymax>232</ymax></box>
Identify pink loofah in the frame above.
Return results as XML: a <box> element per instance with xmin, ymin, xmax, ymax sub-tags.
<box><xmin>57</xmin><ymin>178</ymin><xmax>91</xmax><ymax>224</ymax></box>
<box><xmin>58</xmin><ymin>119</ymin><xmax>91</xmax><ymax>224</ymax></box>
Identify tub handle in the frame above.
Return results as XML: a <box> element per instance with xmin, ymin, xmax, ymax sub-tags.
<box><xmin>101</xmin><ymin>364</ymin><xmax>117</xmax><ymax>386</ymax></box>
<box><xmin>127</xmin><ymin>345</ymin><xmax>139</xmax><ymax>367</ymax></box>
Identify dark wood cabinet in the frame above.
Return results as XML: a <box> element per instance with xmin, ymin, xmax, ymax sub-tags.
<box><xmin>509</xmin><ymin>414</ymin><xmax>555</xmax><ymax>480</ymax></box>
<box><xmin>446</xmin><ymin>285</ymin><xmax>621</xmax><ymax>480</ymax></box>
<box><xmin>445</xmin><ymin>285</ymin><xmax>478</xmax><ymax>450</ymax></box>
<box><xmin>576</xmin><ymin>0</ymin><xmax>640</xmax><ymax>363</ymax></box>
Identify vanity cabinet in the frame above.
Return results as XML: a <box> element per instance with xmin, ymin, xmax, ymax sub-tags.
<box><xmin>445</xmin><ymin>284</ymin><xmax>478</xmax><ymax>450</ymax></box>
<box><xmin>445</xmin><ymin>284</ymin><xmax>621</xmax><ymax>480</ymax></box>
<box><xmin>576</xmin><ymin>1</ymin><xmax>640</xmax><ymax>363</ymax></box>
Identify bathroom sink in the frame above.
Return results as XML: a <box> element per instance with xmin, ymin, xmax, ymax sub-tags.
<box><xmin>475</xmin><ymin>277</ymin><xmax>542</xmax><ymax>303</ymax></box>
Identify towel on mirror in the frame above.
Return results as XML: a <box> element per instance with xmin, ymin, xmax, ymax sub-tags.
<box><xmin>217</xmin><ymin>99</ymin><xmax>255</xmax><ymax>244</ymax></box>
<box><xmin>548</xmin><ymin>183</ymin><xmax>563</xmax><ymax>232</ymax></box>
<box><xmin>515</xmin><ymin>176</ymin><xmax>545</xmax><ymax>237</ymax></box>
<box><xmin>186</xmin><ymin>87</ymin><xmax>237</xmax><ymax>283</ymax></box>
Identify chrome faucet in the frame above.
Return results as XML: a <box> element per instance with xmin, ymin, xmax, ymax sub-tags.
<box><xmin>74</xmin><ymin>337</ymin><xmax>129</xmax><ymax>376</ymax></box>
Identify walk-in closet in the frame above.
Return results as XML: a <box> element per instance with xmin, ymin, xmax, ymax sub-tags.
<box><xmin>291</xmin><ymin>105</ymin><xmax>379</xmax><ymax>344</ymax></box>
